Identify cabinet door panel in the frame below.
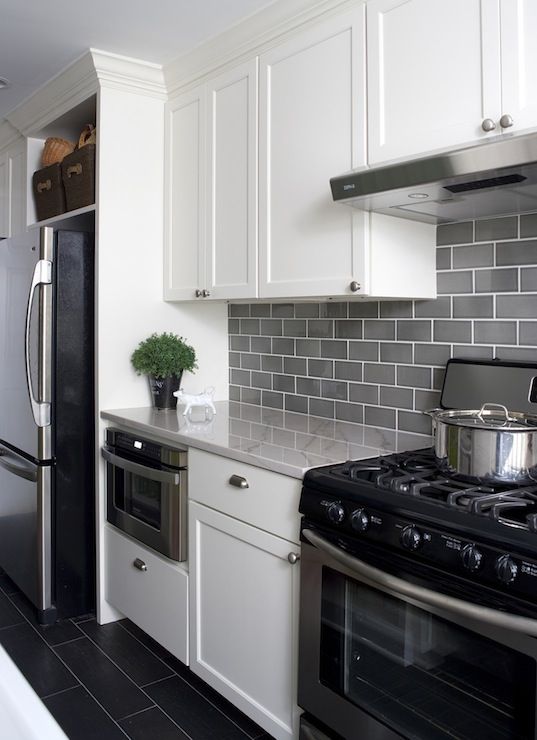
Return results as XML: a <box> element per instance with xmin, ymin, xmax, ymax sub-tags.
<box><xmin>9</xmin><ymin>147</ymin><xmax>26</xmax><ymax>236</ymax></box>
<box><xmin>500</xmin><ymin>0</ymin><xmax>537</xmax><ymax>134</ymax></box>
<box><xmin>164</xmin><ymin>86</ymin><xmax>206</xmax><ymax>301</ymax></box>
<box><xmin>206</xmin><ymin>60</ymin><xmax>257</xmax><ymax>299</ymax></box>
<box><xmin>367</xmin><ymin>0</ymin><xmax>501</xmax><ymax>164</ymax></box>
<box><xmin>189</xmin><ymin>501</ymin><xmax>299</xmax><ymax>740</ymax></box>
<box><xmin>259</xmin><ymin>10</ymin><xmax>367</xmax><ymax>298</ymax></box>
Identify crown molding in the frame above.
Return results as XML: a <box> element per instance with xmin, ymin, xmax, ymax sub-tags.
<box><xmin>164</xmin><ymin>0</ymin><xmax>358</xmax><ymax>95</ymax></box>
<box><xmin>90</xmin><ymin>49</ymin><xmax>166</xmax><ymax>100</ymax></box>
<box><xmin>0</xmin><ymin>119</ymin><xmax>22</xmax><ymax>150</ymax></box>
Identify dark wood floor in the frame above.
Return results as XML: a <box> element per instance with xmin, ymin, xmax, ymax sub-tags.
<box><xmin>0</xmin><ymin>571</ymin><xmax>273</xmax><ymax>739</ymax></box>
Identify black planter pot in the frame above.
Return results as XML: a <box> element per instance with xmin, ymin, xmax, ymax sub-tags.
<box><xmin>147</xmin><ymin>373</ymin><xmax>183</xmax><ymax>409</ymax></box>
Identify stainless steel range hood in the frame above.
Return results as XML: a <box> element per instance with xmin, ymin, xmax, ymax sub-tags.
<box><xmin>330</xmin><ymin>132</ymin><xmax>537</xmax><ymax>224</ymax></box>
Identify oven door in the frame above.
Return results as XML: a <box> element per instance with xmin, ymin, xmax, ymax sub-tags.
<box><xmin>299</xmin><ymin>526</ymin><xmax>537</xmax><ymax>740</ymax></box>
<box><xmin>103</xmin><ymin>447</ymin><xmax>187</xmax><ymax>562</ymax></box>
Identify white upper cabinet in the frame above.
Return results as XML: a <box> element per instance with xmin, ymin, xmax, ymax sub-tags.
<box><xmin>0</xmin><ymin>138</ymin><xmax>26</xmax><ymax>238</ymax></box>
<box><xmin>259</xmin><ymin>9</ymin><xmax>367</xmax><ymax>299</ymax></box>
<box><xmin>367</xmin><ymin>0</ymin><xmax>501</xmax><ymax>164</ymax></box>
<box><xmin>0</xmin><ymin>153</ymin><xmax>7</xmax><ymax>237</ymax></box>
<box><xmin>500</xmin><ymin>0</ymin><xmax>537</xmax><ymax>135</ymax></box>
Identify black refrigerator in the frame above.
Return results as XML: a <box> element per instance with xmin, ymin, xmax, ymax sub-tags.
<box><xmin>0</xmin><ymin>226</ymin><xmax>95</xmax><ymax>624</ymax></box>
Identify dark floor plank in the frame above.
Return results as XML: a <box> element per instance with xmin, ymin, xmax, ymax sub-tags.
<box><xmin>71</xmin><ymin>612</ymin><xmax>96</xmax><ymax>624</ymax></box>
<box><xmin>44</xmin><ymin>686</ymin><xmax>128</xmax><ymax>740</ymax></box>
<box><xmin>55</xmin><ymin>636</ymin><xmax>154</xmax><ymax>720</ymax></box>
<box><xmin>119</xmin><ymin>706</ymin><xmax>190</xmax><ymax>739</ymax></box>
<box><xmin>145</xmin><ymin>676</ymin><xmax>250</xmax><ymax>740</ymax></box>
<box><xmin>79</xmin><ymin>619</ymin><xmax>174</xmax><ymax>687</ymax></box>
<box><xmin>118</xmin><ymin>619</ymin><xmax>186</xmax><ymax>674</ymax></box>
<box><xmin>9</xmin><ymin>591</ymin><xmax>83</xmax><ymax>645</ymax></box>
<box><xmin>0</xmin><ymin>623</ymin><xmax>79</xmax><ymax>697</ymax></box>
<box><xmin>0</xmin><ymin>589</ymin><xmax>25</xmax><ymax>629</ymax></box>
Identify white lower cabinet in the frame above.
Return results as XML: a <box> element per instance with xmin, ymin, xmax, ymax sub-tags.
<box><xmin>189</xmin><ymin>500</ymin><xmax>301</xmax><ymax>740</ymax></box>
<box><xmin>105</xmin><ymin>525</ymin><xmax>189</xmax><ymax>664</ymax></box>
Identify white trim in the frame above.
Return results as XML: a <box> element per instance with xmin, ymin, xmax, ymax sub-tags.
<box><xmin>91</xmin><ymin>48</ymin><xmax>166</xmax><ymax>99</ymax></box>
<box><xmin>0</xmin><ymin>120</ymin><xmax>22</xmax><ymax>151</ymax></box>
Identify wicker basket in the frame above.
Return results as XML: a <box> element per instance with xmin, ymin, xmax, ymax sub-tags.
<box><xmin>61</xmin><ymin>144</ymin><xmax>95</xmax><ymax>211</ymax></box>
<box><xmin>41</xmin><ymin>137</ymin><xmax>75</xmax><ymax>167</ymax></box>
<box><xmin>32</xmin><ymin>163</ymin><xmax>66</xmax><ymax>221</ymax></box>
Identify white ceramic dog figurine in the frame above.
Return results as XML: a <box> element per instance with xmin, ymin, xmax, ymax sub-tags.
<box><xmin>174</xmin><ymin>387</ymin><xmax>217</xmax><ymax>417</ymax></box>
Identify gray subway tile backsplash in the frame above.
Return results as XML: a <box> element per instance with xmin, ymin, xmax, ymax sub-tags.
<box><xmin>228</xmin><ymin>212</ymin><xmax>537</xmax><ymax>431</ymax></box>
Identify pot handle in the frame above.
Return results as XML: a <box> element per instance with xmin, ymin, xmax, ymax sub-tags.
<box><xmin>423</xmin><ymin>407</ymin><xmax>442</xmax><ymax>418</ymax></box>
<box><xmin>477</xmin><ymin>403</ymin><xmax>510</xmax><ymax>424</ymax></box>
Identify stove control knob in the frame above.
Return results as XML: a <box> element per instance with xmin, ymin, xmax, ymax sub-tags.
<box><xmin>495</xmin><ymin>555</ymin><xmax>518</xmax><ymax>585</ymax></box>
<box><xmin>461</xmin><ymin>544</ymin><xmax>483</xmax><ymax>572</ymax></box>
<box><xmin>400</xmin><ymin>525</ymin><xmax>422</xmax><ymax>551</ymax></box>
<box><xmin>351</xmin><ymin>508</ymin><xmax>370</xmax><ymax>532</ymax></box>
<box><xmin>327</xmin><ymin>503</ymin><xmax>346</xmax><ymax>524</ymax></box>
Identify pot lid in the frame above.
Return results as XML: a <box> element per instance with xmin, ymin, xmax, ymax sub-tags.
<box><xmin>434</xmin><ymin>404</ymin><xmax>537</xmax><ymax>431</ymax></box>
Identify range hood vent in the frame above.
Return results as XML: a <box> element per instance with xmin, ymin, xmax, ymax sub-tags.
<box><xmin>330</xmin><ymin>132</ymin><xmax>537</xmax><ymax>224</ymax></box>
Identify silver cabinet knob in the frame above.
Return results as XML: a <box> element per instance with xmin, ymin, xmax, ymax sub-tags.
<box><xmin>500</xmin><ymin>113</ymin><xmax>514</xmax><ymax>129</ymax></box>
<box><xmin>202</xmin><ymin>289</ymin><xmax>211</xmax><ymax>298</ymax></box>
<box><xmin>481</xmin><ymin>118</ymin><xmax>496</xmax><ymax>132</ymax></box>
<box><xmin>195</xmin><ymin>289</ymin><xmax>202</xmax><ymax>298</ymax></box>
<box><xmin>349</xmin><ymin>281</ymin><xmax>360</xmax><ymax>293</ymax></box>
<box><xmin>133</xmin><ymin>558</ymin><xmax>147</xmax><ymax>572</ymax></box>
<box><xmin>287</xmin><ymin>552</ymin><xmax>300</xmax><ymax>565</ymax></box>
<box><xmin>229</xmin><ymin>474</ymin><xmax>249</xmax><ymax>489</ymax></box>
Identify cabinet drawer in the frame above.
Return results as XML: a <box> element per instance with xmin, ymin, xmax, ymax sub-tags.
<box><xmin>188</xmin><ymin>448</ymin><xmax>301</xmax><ymax>543</ymax></box>
<box><xmin>105</xmin><ymin>525</ymin><xmax>188</xmax><ymax>664</ymax></box>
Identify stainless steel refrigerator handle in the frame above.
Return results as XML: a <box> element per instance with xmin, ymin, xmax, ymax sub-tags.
<box><xmin>24</xmin><ymin>259</ymin><xmax>52</xmax><ymax>427</ymax></box>
<box><xmin>101</xmin><ymin>448</ymin><xmax>181</xmax><ymax>485</ymax></box>
<box><xmin>303</xmin><ymin>528</ymin><xmax>537</xmax><ymax>637</ymax></box>
<box><xmin>0</xmin><ymin>447</ymin><xmax>38</xmax><ymax>482</ymax></box>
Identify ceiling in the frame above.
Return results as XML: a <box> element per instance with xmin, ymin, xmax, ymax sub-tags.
<box><xmin>0</xmin><ymin>0</ymin><xmax>274</xmax><ymax>121</ymax></box>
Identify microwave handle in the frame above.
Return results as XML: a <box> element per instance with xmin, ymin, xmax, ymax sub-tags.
<box><xmin>101</xmin><ymin>448</ymin><xmax>181</xmax><ymax>485</ymax></box>
<box><xmin>303</xmin><ymin>528</ymin><xmax>537</xmax><ymax>638</ymax></box>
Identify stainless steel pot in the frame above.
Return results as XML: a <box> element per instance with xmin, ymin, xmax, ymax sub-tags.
<box><xmin>426</xmin><ymin>403</ymin><xmax>537</xmax><ymax>483</ymax></box>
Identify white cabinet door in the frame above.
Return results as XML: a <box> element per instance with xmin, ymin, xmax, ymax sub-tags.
<box><xmin>9</xmin><ymin>145</ymin><xmax>26</xmax><ymax>236</ymax></box>
<box><xmin>259</xmin><ymin>9</ymin><xmax>368</xmax><ymax>299</ymax></box>
<box><xmin>164</xmin><ymin>85</ymin><xmax>206</xmax><ymax>301</ymax></box>
<box><xmin>206</xmin><ymin>60</ymin><xmax>258</xmax><ymax>300</ymax></box>
<box><xmin>0</xmin><ymin>152</ymin><xmax>7</xmax><ymax>238</ymax></box>
<box><xmin>367</xmin><ymin>0</ymin><xmax>501</xmax><ymax>164</ymax></box>
<box><xmin>500</xmin><ymin>0</ymin><xmax>537</xmax><ymax>135</ymax></box>
<box><xmin>189</xmin><ymin>501</ymin><xmax>300</xmax><ymax>740</ymax></box>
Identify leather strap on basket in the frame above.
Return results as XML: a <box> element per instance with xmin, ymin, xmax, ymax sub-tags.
<box><xmin>37</xmin><ymin>180</ymin><xmax>52</xmax><ymax>192</ymax></box>
<box><xmin>66</xmin><ymin>164</ymin><xmax>83</xmax><ymax>178</ymax></box>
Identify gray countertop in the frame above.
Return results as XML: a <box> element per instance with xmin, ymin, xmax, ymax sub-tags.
<box><xmin>101</xmin><ymin>401</ymin><xmax>431</xmax><ymax>479</ymax></box>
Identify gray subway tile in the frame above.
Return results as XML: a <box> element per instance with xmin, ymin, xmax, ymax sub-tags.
<box><xmin>335</xmin><ymin>402</ymin><xmax>364</xmax><ymax>424</ymax></box>
<box><xmin>309</xmin><ymin>398</ymin><xmax>335</xmax><ymax>419</ymax></box>
<box><xmin>334</xmin><ymin>361</ymin><xmax>362</xmax><ymax>382</ymax></box>
<box><xmin>241</xmin><ymin>387</ymin><xmax>261</xmax><ymax>405</ymax></box>
<box><xmin>296</xmin><ymin>338</ymin><xmax>321</xmax><ymax>357</ymax></box>
<box><xmin>452</xmin><ymin>243</ymin><xmax>494</xmax><ymax>268</ymax></box>
<box><xmin>475</xmin><ymin>268</ymin><xmax>518</xmax><ymax>293</ymax></box>
<box><xmin>273</xmin><ymin>374</ymin><xmax>295</xmax><ymax>393</ymax></box>
<box><xmin>229</xmin><ymin>304</ymin><xmax>250</xmax><ymax>317</ymax></box>
<box><xmin>365</xmin><ymin>406</ymin><xmax>396</xmax><ymax>429</ymax></box>
<box><xmin>475</xmin><ymin>216</ymin><xmax>517</xmax><ymax>242</ymax></box>
<box><xmin>320</xmin><ymin>303</ymin><xmax>348</xmax><ymax>318</ymax></box>
<box><xmin>272</xmin><ymin>303</ymin><xmax>294</xmax><ymax>318</ymax></box>
<box><xmin>520</xmin><ymin>322</ymin><xmax>537</xmax><ymax>345</ymax></box>
<box><xmin>230</xmin><ymin>335</ymin><xmax>250</xmax><ymax>352</ymax></box>
<box><xmin>272</xmin><ymin>338</ymin><xmax>295</xmax><ymax>355</ymax></box>
<box><xmin>415</xmin><ymin>297</ymin><xmax>451</xmax><ymax>318</ymax></box>
<box><xmin>284</xmin><ymin>357</ymin><xmax>307</xmax><ymax>375</ymax></box>
<box><xmin>261</xmin><ymin>390</ymin><xmax>284</xmax><ymax>409</ymax></box>
<box><xmin>380</xmin><ymin>301</ymin><xmax>413</xmax><ymax>318</ymax></box>
<box><xmin>379</xmin><ymin>386</ymin><xmax>413</xmax><ymax>409</ymax></box>
<box><xmin>437</xmin><ymin>271</ymin><xmax>473</xmax><ymax>294</ymax></box>
<box><xmin>260</xmin><ymin>319</ymin><xmax>282</xmax><ymax>336</ymax></box>
<box><xmin>349</xmin><ymin>341</ymin><xmax>379</xmax><ymax>361</ymax></box>
<box><xmin>251</xmin><ymin>371</ymin><xmax>272</xmax><ymax>390</ymax></box>
<box><xmin>364</xmin><ymin>320</ymin><xmax>396</xmax><ymax>340</ymax></box>
<box><xmin>474</xmin><ymin>321</ymin><xmax>517</xmax><ymax>345</ymax></box>
<box><xmin>229</xmin><ymin>385</ymin><xmax>240</xmax><ymax>401</ymax></box>
<box><xmin>349</xmin><ymin>383</ymin><xmax>379</xmax><ymax>405</ymax></box>
<box><xmin>437</xmin><ymin>221</ymin><xmax>473</xmax><ymax>246</ymax></box>
<box><xmin>228</xmin><ymin>318</ymin><xmax>240</xmax><ymax>334</ymax></box>
<box><xmin>521</xmin><ymin>214</ymin><xmax>537</xmax><ymax>238</ymax></box>
<box><xmin>307</xmin><ymin>320</ymin><xmax>334</xmax><ymax>338</ymax></box>
<box><xmin>521</xmin><ymin>267</ymin><xmax>537</xmax><ymax>292</ymax></box>
<box><xmin>335</xmin><ymin>320</ymin><xmax>362</xmax><ymax>339</ymax></box>
<box><xmin>497</xmin><ymin>239</ymin><xmax>537</xmax><ymax>266</ymax></box>
<box><xmin>250</xmin><ymin>304</ymin><xmax>271</xmax><ymax>318</ymax></box>
<box><xmin>398</xmin><ymin>411</ymin><xmax>432</xmax><ymax>436</ymax></box>
<box><xmin>295</xmin><ymin>303</ymin><xmax>320</xmax><ymax>318</ymax></box>
<box><xmin>240</xmin><ymin>319</ymin><xmax>260</xmax><ymax>336</ymax></box>
<box><xmin>349</xmin><ymin>302</ymin><xmax>379</xmax><ymax>318</ymax></box>
<box><xmin>283</xmin><ymin>320</ymin><xmax>306</xmax><ymax>337</ymax></box>
<box><xmin>380</xmin><ymin>342</ymin><xmax>413</xmax><ymax>363</ymax></box>
<box><xmin>320</xmin><ymin>340</ymin><xmax>348</xmax><ymax>359</ymax></box>
<box><xmin>230</xmin><ymin>368</ymin><xmax>250</xmax><ymax>386</ymax></box>
<box><xmin>497</xmin><ymin>295</ymin><xmax>537</xmax><ymax>318</ymax></box>
<box><xmin>414</xmin><ymin>390</ymin><xmax>441</xmax><ymax>412</ymax></box>
<box><xmin>433</xmin><ymin>320</ymin><xmax>472</xmax><ymax>343</ymax></box>
<box><xmin>321</xmin><ymin>380</ymin><xmax>348</xmax><ymax>401</ymax></box>
<box><xmin>397</xmin><ymin>365</ymin><xmax>431</xmax><ymax>389</ymax></box>
<box><xmin>495</xmin><ymin>346</ymin><xmax>537</xmax><ymax>362</ymax></box>
<box><xmin>251</xmin><ymin>336</ymin><xmax>272</xmax><ymax>353</ymax></box>
<box><xmin>261</xmin><ymin>355</ymin><xmax>283</xmax><ymax>373</ymax></box>
<box><xmin>414</xmin><ymin>343</ymin><xmax>451</xmax><ymax>366</ymax></box>
<box><xmin>436</xmin><ymin>247</ymin><xmax>452</xmax><ymax>270</ymax></box>
<box><xmin>284</xmin><ymin>394</ymin><xmax>308</xmax><ymax>414</ymax></box>
<box><xmin>453</xmin><ymin>295</ymin><xmax>494</xmax><ymax>318</ymax></box>
<box><xmin>364</xmin><ymin>363</ymin><xmax>395</xmax><ymax>385</ymax></box>
<box><xmin>229</xmin><ymin>352</ymin><xmax>241</xmax><ymax>368</ymax></box>
<box><xmin>397</xmin><ymin>320</ymin><xmax>432</xmax><ymax>342</ymax></box>
<box><xmin>308</xmin><ymin>359</ymin><xmax>334</xmax><ymax>378</ymax></box>
<box><xmin>296</xmin><ymin>377</ymin><xmax>321</xmax><ymax>397</ymax></box>
<box><xmin>241</xmin><ymin>353</ymin><xmax>261</xmax><ymax>370</ymax></box>
<box><xmin>452</xmin><ymin>345</ymin><xmax>494</xmax><ymax>360</ymax></box>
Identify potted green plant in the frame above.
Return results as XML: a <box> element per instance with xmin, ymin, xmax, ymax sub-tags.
<box><xmin>131</xmin><ymin>332</ymin><xmax>198</xmax><ymax>409</ymax></box>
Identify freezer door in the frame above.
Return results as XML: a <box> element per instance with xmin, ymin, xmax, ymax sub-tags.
<box><xmin>0</xmin><ymin>229</ymin><xmax>52</xmax><ymax>460</ymax></box>
<box><xmin>0</xmin><ymin>443</ymin><xmax>52</xmax><ymax>612</ymax></box>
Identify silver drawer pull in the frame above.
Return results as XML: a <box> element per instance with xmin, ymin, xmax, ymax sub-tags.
<box><xmin>287</xmin><ymin>552</ymin><xmax>300</xmax><ymax>565</ymax></box>
<box><xmin>133</xmin><ymin>558</ymin><xmax>147</xmax><ymax>572</ymax></box>
<box><xmin>229</xmin><ymin>474</ymin><xmax>249</xmax><ymax>489</ymax></box>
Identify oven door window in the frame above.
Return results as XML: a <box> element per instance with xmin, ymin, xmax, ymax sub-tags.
<box><xmin>115</xmin><ymin>468</ymin><xmax>162</xmax><ymax>531</ymax></box>
<box><xmin>320</xmin><ymin>567</ymin><xmax>535</xmax><ymax>740</ymax></box>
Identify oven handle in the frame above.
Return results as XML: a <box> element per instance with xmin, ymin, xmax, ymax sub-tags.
<box><xmin>303</xmin><ymin>528</ymin><xmax>537</xmax><ymax>637</ymax></box>
<box><xmin>101</xmin><ymin>448</ymin><xmax>181</xmax><ymax>485</ymax></box>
